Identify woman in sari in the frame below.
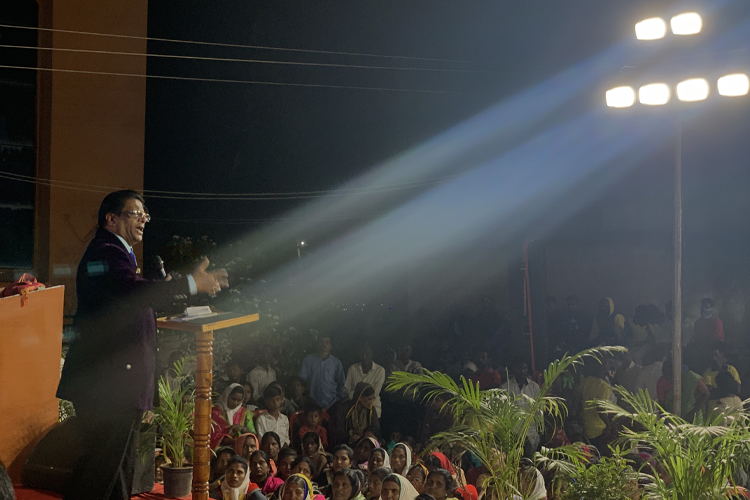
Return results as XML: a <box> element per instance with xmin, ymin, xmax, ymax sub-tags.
<box><xmin>367</xmin><ymin>448</ymin><xmax>390</xmax><ymax>471</ymax></box>
<box><xmin>249</xmin><ymin>450</ymin><xmax>284</xmax><ymax>496</ymax></box>
<box><xmin>331</xmin><ymin>468</ymin><xmax>366</xmax><ymax>500</ymax></box>
<box><xmin>389</xmin><ymin>444</ymin><xmax>412</xmax><ymax>476</ymax></box>
<box><xmin>380</xmin><ymin>473</ymin><xmax>420</xmax><ymax>500</ymax></box>
<box><xmin>344</xmin><ymin>383</ymin><xmax>380</xmax><ymax>445</ymax></box>
<box><xmin>353</xmin><ymin>437</ymin><xmax>379</xmax><ymax>471</ymax></box>
<box><xmin>279</xmin><ymin>473</ymin><xmax>315</xmax><ymax>500</ymax></box>
<box><xmin>212</xmin><ymin>383</ymin><xmax>256</xmax><ymax>449</ymax></box>
<box><xmin>235</xmin><ymin>433</ymin><xmax>260</xmax><ymax>462</ymax></box>
<box><xmin>209</xmin><ymin>456</ymin><xmax>265</xmax><ymax>500</ymax></box>
<box><xmin>425</xmin><ymin>453</ymin><xmax>466</xmax><ymax>488</ymax></box>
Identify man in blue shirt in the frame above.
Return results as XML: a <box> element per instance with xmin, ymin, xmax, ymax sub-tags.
<box><xmin>299</xmin><ymin>337</ymin><xmax>347</xmax><ymax>409</ymax></box>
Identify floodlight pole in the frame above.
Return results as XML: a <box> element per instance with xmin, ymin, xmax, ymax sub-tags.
<box><xmin>672</xmin><ymin>116</ymin><xmax>683</xmax><ymax>417</ymax></box>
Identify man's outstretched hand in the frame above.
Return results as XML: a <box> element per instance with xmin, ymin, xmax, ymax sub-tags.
<box><xmin>192</xmin><ymin>256</ymin><xmax>229</xmax><ymax>295</ymax></box>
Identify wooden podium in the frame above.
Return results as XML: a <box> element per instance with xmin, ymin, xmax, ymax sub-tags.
<box><xmin>157</xmin><ymin>311</ymin><xmax>259</xmax><ymax>500</ymax></box>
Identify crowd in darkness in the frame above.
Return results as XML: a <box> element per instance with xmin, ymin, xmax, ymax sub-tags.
<box><xmin>174</xmin><ymin>292</ymin><xmax>747</xmax><ymax>500</ymax></box>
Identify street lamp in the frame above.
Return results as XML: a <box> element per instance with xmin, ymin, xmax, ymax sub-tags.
<box><xmin>605</xmin><ymin>12</ymin><xmax>748</xmax><ymax>416</ymax></box>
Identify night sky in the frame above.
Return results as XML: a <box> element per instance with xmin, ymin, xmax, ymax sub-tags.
<box><xmin>143</xmin><ymin>1</ymin><xmax>750</xmax><ymax>264</ymax></box>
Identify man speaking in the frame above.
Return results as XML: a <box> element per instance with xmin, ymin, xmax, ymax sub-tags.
<box><xmin>57</xmin><ymin>190</ymin><xmax>229</xmax><ymax>500</ymax></box>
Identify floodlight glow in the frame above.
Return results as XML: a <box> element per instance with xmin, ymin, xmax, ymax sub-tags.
<box><xmin>606</xmin><ymin>86</ymin><xmax>636</xmax><ymax>108</ymax></box>
<box><xmin>635</xmin><ymin>18</ymin><xmax>667</xmax><ymax>40</ymax></box>
<box><xmin>717</xmin><ymin>73</ymin><xmax>750</xmax><ymax>97</ymax></box>
<box><xmin>676</xmin><ymin>78</ymin><xmax>709</xmax><ymax>102</ymax></box>
<box><xmin>670</xmin><ymin>12</ymin><xmax>702</xmax><ymax>35</ymax></box>
<box><xmin>639</xmin><ymin>83</ymin><xmax>670</xmax><ymax>105</ymax></box>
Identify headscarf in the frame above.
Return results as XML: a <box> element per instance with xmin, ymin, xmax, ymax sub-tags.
<box><xmin>390</xmin><ymin>443</ymin><xmax>412</xmax><ymax>476</ymax></box>
<box><xmin>220</xmin><ymin>462</ymin><xmax>257</xmax><ymax>500</ymax></box>
<box><xmin>234</xmin><ymin>433</ymin><xmax>260</xmax><ymax>456</ymax></box>
<box><xmin>356</xmin><ymin>436</ymin><xmax>381</xmax><ymax>470</ymax></box>
<box><xmin>277</xmin><ymin>473</ymin><xmax>314</xmax><ymax>500</ymax></box>
<box><xmin>429</xmin><ymin>453</ymin><xmax>455</xmax><ymax>475</ymax></box>
<box><xmin>346</xmin><ymin>382</ymin><xmax>376</xmax><ymax>435</ymax></box>
<box><xmin>383</xmin><ymin>473</ymin><xmax>419</xmax><ymax>500</ymax></box>
<box><xmin>369</xmin><ymin>447</ymin><xmax>391</xmax><ymax>470</ymax></box>
<box><xmin>220</xmin><ymin>383</ymin><xmax>245</xmax><ymax>424</ymax></box>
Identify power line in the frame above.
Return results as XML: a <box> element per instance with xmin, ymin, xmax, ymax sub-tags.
<box><xmin>0</xmin><ymin>23</ymin><xmax>475</xmax><ymax>65</ymax></box>
<box><xmin>0</xmin><ymin>64</ymin><xmax>477</xmax><ymax>95</ymax></box>
<box><xmin>0</xmin><ymin>170</ymin><xmax>453</xmax><ymax>197</ymax></box>
<box><xmin>0</xmin><ymin>44</ymin><xmax>516</xmax><ymax>75</ymax></box>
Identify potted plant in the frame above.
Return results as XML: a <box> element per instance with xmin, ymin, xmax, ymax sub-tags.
<box><xmin>151</xmin><ymin>356</ymin><xmax>195</xmax><ymax>498</ymax></box>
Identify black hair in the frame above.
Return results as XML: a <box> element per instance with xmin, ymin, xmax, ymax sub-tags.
<box><xmin>417</xmin><ymin>495</ymin><xmax>436</xmax><ymax>500</ymax></box>
<box><xmin>303</xmin><ymin>400</ymin><xmax>323</xmax><ymax>415</ymax></box>
<box><xmin>361</xmin><ymin>386</ymin><xmax>375</xmax><ymax>398</ymax></box>
<box><xmin>226</xmin><ymin>455</ymin><xmax>249</xmax><ymax>474</ymax></box>
<box><xmin>211</xmin><ymin>446</ymin><xmax>237</xmax><ymax>468</ymax></box>
<box><xmin>0</xmin><ymin>460</ymin><xmax>13</xmax><ymax>500</ymax></box>
<box><xmin>261</xmin><ymin>431</ymin><xmax>281</xmax><ymax>447</ymax></box>
<box><xmin>370</xmin><ymin>466</ymin><xmax>392</xmax><ymax>481</ymax></box>
<box><xmin>285</xmin><ymin>474</ymin><xmax>309</xmax><ymax>490</ymax></box>
<box><xmin>701</xmin><ymin>298</ymin><xmax>716</xmax><ymax>308</ymax></box>
<box><xmin>334</xmin><ymin>468</ymin><xmax>362</xmax><ymax>498</ymax></box>
<box><xmin>424</xmin><ymin>455</ymin><xmax>442</xmax><ymax>469</ymax></box>
<box><xmin>292</xmin><ymin>456</ymin><xmax>314</xmax><ymax>471</ymax></box>
<box><xmin>426</xmin><ymin>468</ymin><xmax>453</xmax><ymax>491</ymax></box>
<box><xmin>383</xmin><ymin>473</ymin><xmax>402</xmax><ymax>487</ymax></box>
<box><xmin>333</xmin><ymin>444</ymin><xmax>355</xmax><ymax>462</ymax></box>
<box><xmin>369</xmin><ymin>448</ymin><xmax>387</xmax><ymax>466</ymax></box>
<box><xmin>263</xmin><ymin>384</ymin><xmax>283</xmax><ymax>400</ymax></box>
<box><xmin>302</xmin><ymin>431</ymin><xmax>321</xmax><ymax>445</ymax></box>
<box><xmin>97</xmin><ymin>190</ymin><xmax>146</xmax><ymax>229</ymax></box>
<box><xmin>278</xmin><ymin>447</ymin><xmax>298</xmax><ymax>461</ymax></box>
<box><xmin>230</xmin><ymin>385</ymin><xmax>244</xmax><ymax>396</ymax></box>
<box><xmin>363</xmin><ymin>426</ymin><xmax>381</xmax><ymax>441</ymax></box>
<box><xmin>716</xmin><ymin>370</ymin><xmax>740</xmax><ymax>398</ymax></box>
<box><xmin>249</xmin><ymin>450</ymin><xmax>270</xmax><ymax>466</ymax></box>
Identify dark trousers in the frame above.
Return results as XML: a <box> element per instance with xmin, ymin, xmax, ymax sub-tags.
<box><xmin>65</xmin><ymin>404</ymin><xmax>142</xmax><ymax>500</ymax></box>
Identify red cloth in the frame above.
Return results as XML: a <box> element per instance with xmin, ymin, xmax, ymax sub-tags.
<box><xmin>298</xmin><ymin>425</ymin><xmax>328</xmax><ymax>447</ymax></box>
<box><xmin>234</xmin><ymin>433</ymin><xmax>260</xmax><ymax>455</ymax></box>
<box><xmin>211</xmin><ymin>405</ymin><xmax>251</xmax><ymax>449</ymax></box>
<box><xmin>694</xmin><ymin>316</ymin><xmax>724</xmax><ymax>342</ymax></box>
<box><xmin>456</xmin><ymin>485</ymin><xmax>478</xmax><ymax>500</ymax></box>
<box><xmin>467</xmin><ymin>369</ymin><xmax>503</xmax><ymax>390</ymax></box>
<box><xmin>656</xmin><ymin>377</ymin><xmax>672</xmax><ymax>403</ymax></box>
<box><xmin>430</xmin><ymin>452</ymin><xmax>456</xmax><ymax>475</ymax></box>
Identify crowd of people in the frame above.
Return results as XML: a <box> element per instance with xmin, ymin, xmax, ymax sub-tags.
<box><xmin>180</xmin><ymin>292</ymin><xmax>749</xmax><ymax>500</ymax></box>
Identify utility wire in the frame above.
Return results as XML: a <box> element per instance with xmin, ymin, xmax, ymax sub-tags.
<box><xmin>0</xmin><ymin>23</ymin><xmax>475</xmax><ymax>65</ymax></box>
<box><xmin>0</xmin><ymin>64</ymin><xmax>477</xmax><ymax>95</ymax></box>
<box><xmin>0</xmin><ymin>44</ymin><xmax>517</xmax><ymax>75</ymax></box>
<box><xmin>0</xmin><ymin>170</ymin><xmax>455</xmax><ymax>197</ymax></box>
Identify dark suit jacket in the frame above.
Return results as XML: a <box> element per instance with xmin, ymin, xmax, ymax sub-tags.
<box><xmin>57</xmin><ymin>228</ymin><xmax>191</xmax><ymax>411</ymax></box>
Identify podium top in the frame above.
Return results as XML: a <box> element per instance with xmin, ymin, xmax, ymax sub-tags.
<box><xmin>157</xmin><ymin>311</ymin><xmax>260</xmax><ymax>332</ymax></box>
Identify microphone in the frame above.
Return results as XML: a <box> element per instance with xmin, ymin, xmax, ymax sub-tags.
<box><xmin>156</xmin><ymin>256</ymin><xmax>167</xmax><ymax>279</ymax></box>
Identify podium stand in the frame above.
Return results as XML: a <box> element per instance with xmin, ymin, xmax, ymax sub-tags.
<box><xmin>157</xmin><ymin>311</ymin><xmax>259</xmax><ymax>500</ymax></box>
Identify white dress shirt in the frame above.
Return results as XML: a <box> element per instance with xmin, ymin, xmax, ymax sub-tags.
<box><xmin>345</xmin><ymin>362</ymin><xmax>386</xmax><ymax>417</ymax></box>
<box><xmin>246</xmin><ymin>365</ymin><xmax>277</xmax><ymax>402</ymax></box>
<box><xmin>255</xmin><ymin>411</ymin><xmax>290</xmax><ymax>447</ymax></box>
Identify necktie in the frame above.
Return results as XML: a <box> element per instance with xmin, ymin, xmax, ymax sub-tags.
<box><xmin>129</xmin><ymin>250</ymin><xmax>137</xmax><ymax>267</ymax></box>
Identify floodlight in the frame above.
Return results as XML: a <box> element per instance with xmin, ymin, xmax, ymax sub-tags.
<box><xmin>717</xmin><ymin>73</ymin><xmax>750</xmax><ymax>97</ymax></box>
<box><xmin>676</xmin><ymin>78</ymin><xmax>709</xmax><ymax>102</ymax></box>
<box><xmin>639</xmin><ymin>83</ymin><xmax>671</xmax><ymax>105</ymax></box>
<box><xmin>635</xmin><ymin>18</ymin><xmax>667</xmax><ymax>40</ymax></box>
<box><xmin>671</xmin><ymin>12</ymin><xmax>702</xmax><ymax>35</ymax></box>
<box><xmin>606</xmin><ymin>86</ymin><xmax>636</xmax><ymax>108</ymax></box>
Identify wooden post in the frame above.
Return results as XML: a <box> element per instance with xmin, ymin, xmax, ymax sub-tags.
<box><xmin>193</xmin><ymin>329</ymin><xmax>214</xmax><ymax>500</ymax></box>
<box><xmin>672</xmin><ymin>119</ymin><xmax>683</xmax><ymax>417</ymax></box>
<box><xmin>156</xmin><ymin>312</ymin><xmax>259</xmax><ymax>499</ymax></box>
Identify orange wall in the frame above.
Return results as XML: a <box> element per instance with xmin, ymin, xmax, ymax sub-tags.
<box><xmin>35</xmin><ymin>0</ymin><xmax>149</xmax><ymax>315</ymax></box>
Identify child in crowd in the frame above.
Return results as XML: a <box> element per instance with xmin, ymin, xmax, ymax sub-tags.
<box><xmin>299</xmin><ymin>401</ymin><xmax>329</xmax><ymax>449</ymax></box>
<box><xmin>248</xmin><ymin>450</ymin><xmax>284</xmax><ymax>496</ymax></box>
<box><xmin>209</xmin><ymin>446</ymin><xmax>237</xmax><ymax>493</ymax></box>
<box><xmin>261</xmin><ymin>431</ymin><xmax>282</xmax><ymax>467</ymax></box>
<box><xmin>302</xmin><ymin>432</ymin><xmax>331</xmax><ymax>485</ymax></box>
<box><xmin>242</xmin><ymin>383</ymin><xmax>258</xmax><ymax>412</ymax></box>
<box><xmin>256</xmin><ymin>385</ymin><xmax>291</xmax><ymax>447</ymax></box>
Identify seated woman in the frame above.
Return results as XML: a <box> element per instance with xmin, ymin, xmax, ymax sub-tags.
<box><xmin>276</xmin><ymin>447</ymin><xmax>298</xmax><ymax>481</ymax></box>
<box><xmin>425</xmin><ymin>453</ymin><xmax>466</xmax><ymax>489</ymax></box>
<box><xmin>424</xmin><ymin>469</ymin><xmax>453</xmax><ymax>500</ymax></box>
<box><xmin>301</xmin><ymin>431</ymin><xmax>331</xmax><ymax>487</ymax></box>
<box><xmin>248</xmin><ymin>450</ymin><xmax>284</xmax><ymax>496</ymax></box>
<box><xmin>353</xmin><ymin>437</ymin><xmax>378</xmax><ymax>471</ymax></box>
<box><xmin>343</xmin><ymin>383</ymin><xmax>380</xmax><ymax>445</ymax></box>
<box><xmin>368</xmin><ymin>448</ymin><xmax>390</xmax><ymax>471</ymax></box>
<box><xmin>261</xmin><ymin>431</ymin><xmax>282</xmax><ymax>474</ymax></box>
<box><xmin>212</xmin><ymin>384</ymin><xmax>256</xmax><ymax>449</ymax></box>
<box><xmin>278</xmin><ymin>474</ymin><xmax>314</xmax><ymax>500</ymax></box>
<box><xmin>292</xmin><ymin>457</ymin><xmax>326</xmax><ymax>500</ymax></box>
<box><xmin>235</xmin><ymin>433</ymin><xmax>260</xmax><ymax>462</ymax></box>
<box><xmin>368</xmin><ymin>467</ymin><xmax>392</xmax><ymax>500</ymax></box>
<box><xmin>381</xmin><ymin>473</ymin><xmax>420</xmax><ymax>500</ymax></box>
<box><xmin>209</xmin><ymin>456</ymin><xmax>265</xmax><ymax>500</ymax></box>
<box><xmin>406</xmin><ymin>464</ymin><xmax>428</xmax><ymax>494</ymax></box>
<box><xmin>331</xmin><ymin>468</ymin><xmax>366</xmax><ymax>500</ymax></box>
<box><xmin>210</xmin><ymin>446</ymin><xmax>237</xmax><ymax>492</ymax></box>
<box><xmin>389</xmin><ymin>444</ymin><xmax>412</xmax><ymax>476</ymax></box>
